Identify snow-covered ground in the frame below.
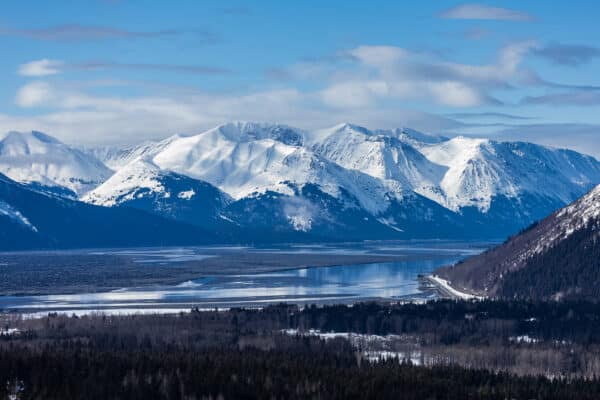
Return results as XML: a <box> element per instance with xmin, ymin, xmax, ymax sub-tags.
<box><xmin>281</xmin><ymin>329</ymin><xmax>422</xmax><ymax>364</ymax></box>
<box><xmin>428</xmin><ymin>275</ymin><xmax>483</xmax><ymax>300</ymax></box>
<box><xmin>0</xmin><ymin>327</ymin><xmax>20</xmax><ymax>336</ymax></box>
<box><xmin>509</xmin><ymin>335</ymin><xmax>540</xmax><ymax>344</ymax></box>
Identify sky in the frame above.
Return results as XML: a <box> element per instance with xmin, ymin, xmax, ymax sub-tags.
<box><xmin>1</xmin><ymin>1</ymin><xmax>600</xmax><ymax>157</ymax></box>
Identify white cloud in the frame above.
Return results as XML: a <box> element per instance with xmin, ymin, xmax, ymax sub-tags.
<box><xmin>320</xmin><ymin>80</ymin><xmax>389</xmax><ymax>108</ymax></box>
<box><xmin>15</xmin><ymin>81</ymin><xmax>54</xmax><ymax>107</ymax></box>
<box><xmin>426</xmin><ymin>81</ymin><xmax>483</xmax><ymax>107</ymax></box>
<box><xmin>1</xmin><ymin>79</ymin><xmax>467</xmax><ymax>144</ymax></box>
<box><xmin>3</xmin><ymin>41</ymin><xmax>562</xmax><ymax>148</ymax></box>
<box><xmin>316</xmin><ymin>41</ymin><xmax>534</xmax><ymax>108</ymax></box>
<box><xmin>440</xmin><ymin>4</ymin><xmax>533</xmax><ymax>21</ymax></box>
<box><xmin>18</xmin><ymin>59</ymin><xmax>64</xmax><ymax>77</ymax></box>
<box><xmin>439</xmin><ymin>41</ymin><xmax>537</xmax><ymax>85</ymax></box>
<box><xmin>347</xmin><ymin>46</ymin><xmax>409</xmax><ymax>68</ymax></box>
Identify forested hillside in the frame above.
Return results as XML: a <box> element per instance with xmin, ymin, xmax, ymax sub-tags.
<box><xmin>437</xmin><ymin>185</ymin><xmax>600</xmax><ymax>300</ymax></box>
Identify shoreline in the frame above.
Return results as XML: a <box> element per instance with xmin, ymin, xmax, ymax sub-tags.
<box><xmin>419</xmin><ymin>275</ymin><xmax>484</xmax><ymax>300</ymax></box>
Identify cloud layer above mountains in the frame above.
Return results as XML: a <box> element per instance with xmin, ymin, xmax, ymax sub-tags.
<box><xmin>1</xmin><ymin>2</ymin><xmax>600</xmax><ymax>157</ymax></box>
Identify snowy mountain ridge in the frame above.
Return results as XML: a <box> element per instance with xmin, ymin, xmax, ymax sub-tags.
<box><xmin>149</xmin><ymin>122</ymin><xmax>401</xmax><ymax>214</ymax></box>
<box><xmin>4</xmin><ymin>122</ymin><xmax>600</xmax><ymax>239</ymax></box>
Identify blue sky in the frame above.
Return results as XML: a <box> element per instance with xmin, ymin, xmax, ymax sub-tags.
<box><xmin>2</xmin><ymin>1</ymin><xmax>600</xmax><ymax>156</ymax></box>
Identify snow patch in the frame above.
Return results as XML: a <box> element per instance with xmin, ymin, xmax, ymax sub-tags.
<box><xmin>177</xmin><ymin>189</ymin><xmax>195</xmax><ymax>200</ymax></box>
<box><xmin>509</xmin><ymin>335</ymin><xmax>539</xmax><ymax>344</ymax></box>
<box><xmin>0</xmin><ymin>328</ymin><xmax>20</xmax><ymax>336</ymax></box>
<box><xmin>0</xmin><ymin>200</ymin><xmax>38</xmax><ymax>232</ymax></box>
<box><xmin>429</xmin><ymin>275</ymin><xmax>483</xmax><ymax>300</ymax></box>
<box><xmin>283</xmin><ymin>197</ymin><xmax>316</xmax><ymax>232</ymax></box>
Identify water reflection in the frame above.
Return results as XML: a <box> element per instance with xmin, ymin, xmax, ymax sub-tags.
<box><xmin>0</xmin><ymin>257</ymin><xmax>464</xmax><ymax>313</ymax></box>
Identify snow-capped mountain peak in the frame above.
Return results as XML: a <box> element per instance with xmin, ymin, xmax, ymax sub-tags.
<box><xmin>205</xmin><ymin>121</ymin><xmax>306</xmax><ymax>146</ymax></box>
<box><xmin>150</xmin><ymin>125</ymin><xmax>397</xmax><ymax>214</ymax></box>
<box><xmin>0</xmin><ymin>131</ymin><xmax>112</xmax><ymax>196</ymax></box>
<box><xmin>376</xmin><ymin>127</ymin><xmax>449</xmax><ymax>147</ymax></box>
<box><xmin>83</xmin><ymin>158</ymin><xmax>168</xmax><ymax>207</ymax></box>
<box><xmin>82</xmin><ymin>157</ymin><xmax>233</xmax><ymax>230</ymax></box>
<box><xmin>420</xmin><ymin>136</ymin><xmax>600</xmax><ymax>212</ymax></box>
<box><xmin>305</xmin><ymin>122</ymin><xmax>373</xmax><ymax>145</ymax></box>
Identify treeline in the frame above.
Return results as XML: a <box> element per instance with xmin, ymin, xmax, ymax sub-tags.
<box><xmin>3</xmin><ymin>300</ymin><xmax>600</xmax><ymax>398</ymax></box>
<box><xmin>292</xmin><ymin>300</ymin><xmax>600</xmax><ymax>344</ymax></box>
<box><xmin>5</xmin><ymin>300</ymin><xmax>600</xmax><ymax>345</ymax></box>
<box><xmin>1</xmin><ymin>316</ymin><xmax>600</xmax><ymax>399</ymax></box>
<box><xmin>3</xmin><ymin>345</ymin><xmax>600</xmax><ymax>400</ymax></box>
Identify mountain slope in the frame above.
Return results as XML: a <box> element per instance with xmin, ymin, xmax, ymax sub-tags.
<box><xmin>0</xmin><ymin>131</ymin><xmax>112</xmax><ymax>196</ymax></box>
<box><xmin>436</xmin><ymin>185</ymin><xmax>600</xmax><ymax>300</ymax></box>
<box><xmin>79</xmin><ymin>135</ymin><xmax>181</xmax><ymax>170</ymax></box>
<box><xmin>83</xmin><ymin>158</ymin><xmax>234</xmax><ymax>231</ymax></box>
<box><xmin>0</xmin><ymin>172</ymin><xmax>216</xmax><ymax>250</ymax></box>
<box><xmin>420</xmin><ymin>137</ymin><xmax>600</xmax><ymax>213</ymax></box>
<box><xmin>306</xmin><ymin>123</ymin><xmax>446</xmax><ymax>201</ymax></box>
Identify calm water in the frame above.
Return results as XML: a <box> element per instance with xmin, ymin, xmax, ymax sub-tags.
<box><xmin>0</xmin><ymin>241</ymin><xmax>490</xmax><ymax>315</ymax></box>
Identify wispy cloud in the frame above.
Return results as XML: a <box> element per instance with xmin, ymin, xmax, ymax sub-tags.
<box><xmin>18</xmin><ymin>59</ymin><xmax>64</xmax><ymax>77</ymax></box>
<box><xmin>5</xmin><ymin>79</ymin><xmax>465</xmax><ymax>144</ymax></box>
<box><xmin>15</xmin><ymin>81</ymin><xmax>54</xmax><ymax>107</ymax></box>
<box><xmin>8</xmin><ymin>77</ymin><xmax>600</xmax><ymax>158</ymax></box>
<box><xmin>311</xmin><ymin>41</ymin><xmax>536</xmax><ymax>108</ymax></box>
<box><xmin>7</xmin><ymin>41</ymin><xmax>538</xmax><ymax>145</ymax></box>
<box><xmin>11</xmin><ymin>38</ymin><xmax>600</xmax><ymax>157</ymax></box>
<box><xmin>72</xmin><ymin>61</ymin><xmax>232</xmax><ymax>75</ymax></box>
<box><xmin>522</xmin><ymin>91</ymin><xmax>600</xmax><ymax>106</ymax></box>
<box><xmin>533</xmin><ymin>43</ymin><xmax>600</xmax><ymax>66</ymax></box>
<box><xmin>0</xmin><ymin>24</ymin><xmax>216</xmax><ymax>42</ymax></box>
<box><xmin>18</xmin><ymin>59</ymin><xmax>232</xmax><ymax>76</ymax></box>
<box><xmin>492</xmin><ymin>123</ymin><xmax>600</xmax><ymax>157</ymax></box>
<box><xmin>440</xmin><ymin>4</ymin><xmax>533</xmax><ymax>21</ymax></box>
<box><xmin>447</xmin><ymin>112</ymin><xmax>535</xmax><ymax>120</ymax></box>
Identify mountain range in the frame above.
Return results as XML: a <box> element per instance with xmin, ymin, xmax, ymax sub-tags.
<box><xmin>1</xmin><ymin>121</ymin><xmax>599</xmax><ymax>249</ymax></box>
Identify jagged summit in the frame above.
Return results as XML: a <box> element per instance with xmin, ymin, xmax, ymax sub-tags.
<box><xmin>203</xmin><ymin>121</ymin><xmax>306</xmax><ymax>146</ymax></box>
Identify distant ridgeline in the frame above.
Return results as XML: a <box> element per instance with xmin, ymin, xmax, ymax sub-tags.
<box><xmin>1</xmin><ymin>123</ymin><xmax>600</xmax><ymax>249</ymax></box>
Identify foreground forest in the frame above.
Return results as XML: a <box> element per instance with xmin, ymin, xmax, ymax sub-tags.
<box><xmin>3</xmin><ymin>301</ymin><xmax>600</xmax><ymax>399</ymax></box>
